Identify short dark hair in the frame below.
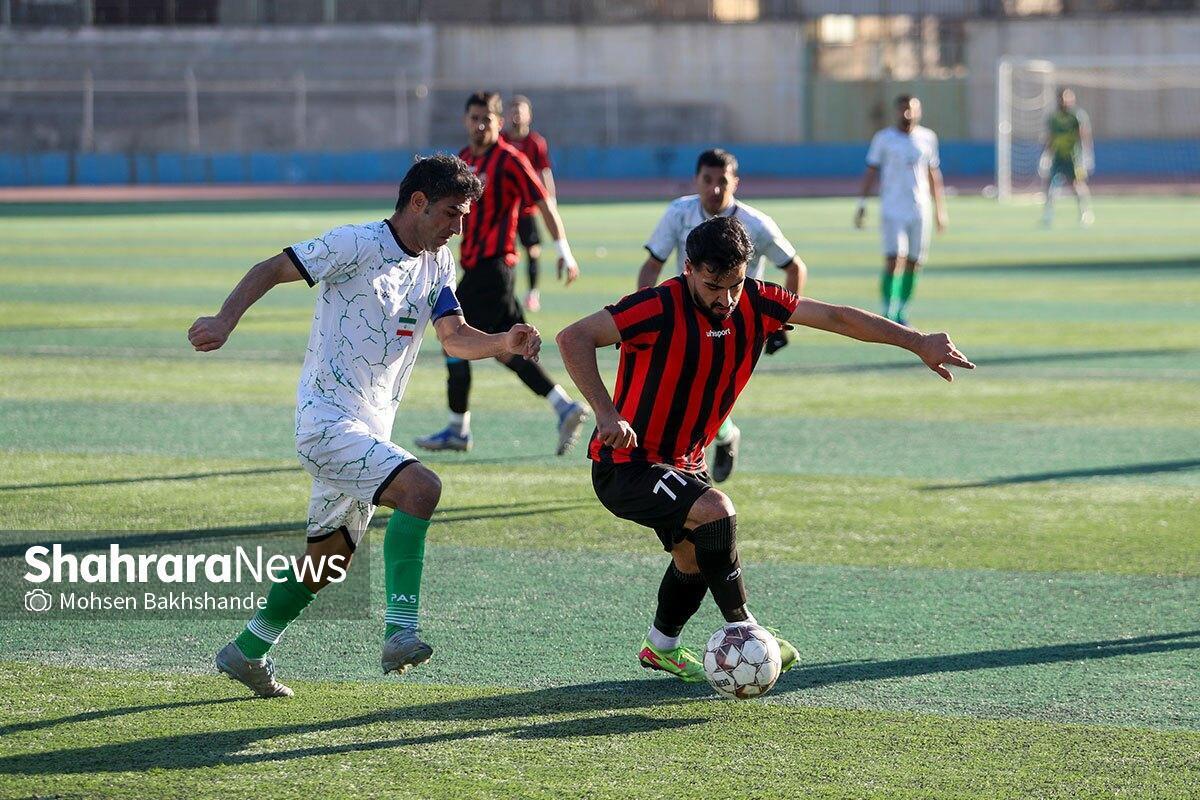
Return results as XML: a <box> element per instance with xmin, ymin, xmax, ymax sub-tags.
<box><xmin>465</xmin><ymin>91</ymin><xmax>503</xmax><ymax>115</ymax></box>
<box><xmin>395</xmin><ymin>154</ymin><xmax>483</xmax><ymax>212</ymax></box>
<box><xmin>895</xmin><ymin>94</ymin><xmax>916</xmax><ymax>107</ymax></box>
<box><xmin>695</xmin><ymin>148</ymin><xmax>738</xmax><ymax>176</ymax></box>
<box><xmin>684</xmin><ymin>216</ymin><xmax>752</xmax><ymax>276</ymax></box>
<box><xmin>510</xmin><ymin>94</ymin><xmax>531</xmax><ymax>110</ymax></box>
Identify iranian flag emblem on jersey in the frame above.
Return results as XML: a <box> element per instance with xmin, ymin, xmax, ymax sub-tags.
<box><xmin>396</xmin><ymin>317</ymin><xmax>417</xmax><ymax>338</ymax></box>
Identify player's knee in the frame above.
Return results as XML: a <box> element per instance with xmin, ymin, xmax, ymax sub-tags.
<box><xmin>302</xmin><ymin>533</ymin><xmax>355</xmax><ymax>592</ymax></box>
<box><xmin>687</xmin><ymin>489</ymin><xmax>735</xmax><ymax>528</ymax></box>
<box><xmin>528</xmin><ymin>244</ymin><xmax>541</xmax><ymax>259</ymax></box>
<box><xmin>380</xmin><ymin>463</ymin><xmax>442</xmax><ymax>517</ymax></box>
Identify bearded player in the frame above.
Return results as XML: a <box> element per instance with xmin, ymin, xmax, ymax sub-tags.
<box><xmin>557</xmin><ymin>216</ymin><xmax>972</xmax><ymax>684</ymax></box>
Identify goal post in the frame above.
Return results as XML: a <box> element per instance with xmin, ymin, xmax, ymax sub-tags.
<box><xmin>995</xmin><ymin>55</ymin><xmax>1200</xmax><ymax>201</ymax></box>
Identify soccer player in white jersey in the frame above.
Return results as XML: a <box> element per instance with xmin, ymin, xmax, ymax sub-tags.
<box><xmin>855</xmin><ymin>95</ymin><xmax>948</xmax><ymax>326</ymax></box>
<box><xmin>636</xmin><ymin>148</ymin><xmax>808</xmax><ymax>483</ymax></box>
<box><xmin>188</xmin><ymin>155</ymin><xmax>541</xmax><ymax>698</ymax></box>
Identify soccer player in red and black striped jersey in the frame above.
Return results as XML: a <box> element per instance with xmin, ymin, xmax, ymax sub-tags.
<box><xmin>503</xmin><ymin>94</ymin><xmax>555</xmax><ymax>313</ymax></box>
<box><xmin>557</xmin><ymin>216</ymin><xmax>973</xmax><ymax>684</ymax></box>
<box><xmin>416</xmin><ymin>91</ymin><xmax>588</xmax><ymax>457</ymax></box>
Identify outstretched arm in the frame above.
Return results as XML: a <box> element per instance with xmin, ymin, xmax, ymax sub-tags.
<box><xmin>434</xmin><ymin>315</ymin><xmax>541</xmax><ymax>362</ymax></box>
<box><xmin>188</xmin><ymin>252</ymin><xmax>305</xmax><ymax>351</ymax></box>
<box><xmin>535</xmin><ymin>197</ymin><xmax>580</xmax><ymax>285</ymax></box>
<box><xmin>555</xmin><ymin>311</ymin><xmax>637</xmax><ymax>448</ymax></box>
<box><xmin>791</xmin><ymin>298</ymin><xmax>974</xmax><ymax>382</ymax></box>
<box><xmin>855</xmin><ymin>166</ymin><xmax>879</xmax><ymax>228</ymax></box>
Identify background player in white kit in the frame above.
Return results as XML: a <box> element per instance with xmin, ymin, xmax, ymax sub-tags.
<box><xmin>855</xmin><ymin>95</ymin><xmax>948</xmax><ymax>326</ymax></box>
<box><xmin>636</xmin><ymin>148</ymin><xmax>809</xmax><ymax>483</ymax></box>
<box><xmin>188</xmin><ymin>155</ymin><xmax>541</xmax><ymax>698</ymax></box>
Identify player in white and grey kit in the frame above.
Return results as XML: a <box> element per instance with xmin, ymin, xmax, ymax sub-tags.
<box><xmin>188</xmin><ymin>156</ymin><xmax>541</xmax><ymax>698</ymax></box>
<box><xmin>637</xmin><ymin>148</ymin><xmax>808</xmax><ymax>483</ymax></box>
<box><xmin>855</xmin><ymin>95</ymin><xmax>948</xmax><ymax>326</ymax></box>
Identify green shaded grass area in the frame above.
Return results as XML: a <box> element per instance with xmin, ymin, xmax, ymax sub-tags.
<box><xmin>1</xmin><ymin>454</ymin><xmax>1196</xmax><ymax>576</ymax></box>
<box><xmin>1</xmin><ymin>661</ymin><xmax>1197</xmax><ymax>800</ymax></box>
<box><xmin>4</xmin><ymin>544</ymin><xmax>1198</xmax><ymax>729</ymax></box>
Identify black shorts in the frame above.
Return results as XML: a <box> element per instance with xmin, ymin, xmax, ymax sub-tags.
<box><xmin>517</xmin><ymin>214</ymin><xmax>540</xmax><ymax>249</ymax></box>
<box><xmin>591</xmin><ymin>460</ymin><xmax>712</xmax><ymax>551</ymax></box>
<box><xmin>457</xmin><ymin>257</ymin><xmax>525</xmax><ymax>335</ymax></box>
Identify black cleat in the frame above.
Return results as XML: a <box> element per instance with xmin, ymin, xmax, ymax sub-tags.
<box><xmin>712</xmin><ymin>424</ymin><xmax>741</xmax><ymax>483</ymax></box>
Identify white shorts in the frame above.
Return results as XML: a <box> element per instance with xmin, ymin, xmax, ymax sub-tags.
<box><xmin>296</xmin><ymin>418</ymin><xmax>416</xmax><ymax>544</ymax></box>
<box><xmin>881</xmin><ymin>212</ymin><xmax>931</xmax><ymax>263</ymax></box>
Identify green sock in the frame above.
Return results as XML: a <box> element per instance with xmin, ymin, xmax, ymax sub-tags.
<box><xmin>896</xmin><ymin>269</ymin><xmax>918</xmax><ymax>316</ymax></box>
<box><xmin>384</xmin><ymin>510</ymin><xmax>430</xmax><ymax>639</ymax></box>
<box><xmin>234</xmin><ymin>567</ymin><xmax>316</xmax><ymax>659</ymax></box>
<box><xmin>715</xmin><ymin>417</ymin><xmax>736</xmax><ymax>444</ymax></box>
<box><xmin>880</xmin><ymin>271</ymin><xmax>895</xmax><ymax>318</ymax></box>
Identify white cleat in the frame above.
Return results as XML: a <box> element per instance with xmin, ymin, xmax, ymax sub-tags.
<box><xmin>215</xmin><ymin>641</ymin><xmax>294</xmax><ymax>698</ymax></box>
<box><xmin>555</xmin><ymin>401</ymin><xmax>590</xmax><ymax>456</ymax></box>
<box><xmin>382</xmin><ymin>627</ymin><xmax>434</xmax><ymax>676</ymax></box>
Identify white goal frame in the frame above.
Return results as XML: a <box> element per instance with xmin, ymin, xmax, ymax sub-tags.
<box><xmin>995</xmin><ymin>54</ymin><xmax>1200</xmax><ymax>201</ymax></box>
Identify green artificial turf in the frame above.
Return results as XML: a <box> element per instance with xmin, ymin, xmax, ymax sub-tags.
<box><xmin>0</xmin><ymin>195</ymin><xmax>1197</xmax><ymax>798</ymax></box>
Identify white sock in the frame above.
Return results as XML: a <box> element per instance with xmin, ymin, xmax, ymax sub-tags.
<box><xmin>547</xmin><ymin>385</ymin><xmax>572</xmax><ymax>415</ymax></box>
<box><xmin>449</xmin><ymin>411</ymin><xmax>470</xmax><ymax>436</ymax></box>
<box><xmin>647</xmin><ymin>625</ymin><xmax>681</xmax><ymax>651</ymax></box>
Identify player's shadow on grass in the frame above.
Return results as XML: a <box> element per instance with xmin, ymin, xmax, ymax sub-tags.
<box><xmin>0</xmin><ymin>465</ymin><xmax>303</xmax><ymax>492</ymax></box>
<box><xmin>922</xmin><ymin>457</ymin><xmax>1200</xmax><ymax>489</ymax></box>
<box><xmin>775</xmin><ymin>629</ymin><xmax>1200</xmax><ymax>693</ymax></box>
<box><xmin>0</xmin><ymin>678</ymin><xmax>711</xmax><ymax>775</ymax></box>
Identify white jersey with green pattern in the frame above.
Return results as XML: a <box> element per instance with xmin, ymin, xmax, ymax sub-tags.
<box><xmin>285</xmin><ymin>220</ymin><xmax>458</xmax><ymax>438</ymax></box>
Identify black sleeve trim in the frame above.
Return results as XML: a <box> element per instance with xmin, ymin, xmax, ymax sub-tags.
<box><xmin>643</xmin><ymin>245</ymin><xmax>668</xmax><ymax>264</ymax></box>
<box><xmin>284</xmin><ymin>247</ymin><xmax>315</xmax><ymax>287</ymax></box>
<box><xmin>372</xmin><ymin>458</ymin><xmax>419</xmax><ymax>506</ymax></box>
<box><xmin>434</xmin><ymin>308</ymin><xmax>465</xmax><ymax>321</ymax></box>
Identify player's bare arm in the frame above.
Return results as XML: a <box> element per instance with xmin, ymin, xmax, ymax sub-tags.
<box><xmin>790</xmin><ymin>297</ymin><xmax>974</xmax><ymax>382</ymax></box>
<box><xmin>929</xmin><ymin>165</ymin><xmax>948</xmax><ymax>232</ymax></box>
<box><xmin>188</xmin><ymin>251</ymin><xmax>304</xmax><ymax>351</ymax></box>
<box><xmin>637</xmin><ymin>254</ymin><xmax>666</xmax><ymax>290</ymax></box>
<box><xmin>434</xmin><ymin>314</ymin><xmax>542</xmax><ymax>362</ymax></box>
<box><xmin>535</xmin><ymin>197</ymin><xmax>580</xmax><ymax>285</ymax></box>
<box><xmin>541</xmin><ymin>168</ymin><xmax>557</xmax><ymax>200</ymax></box>
<box><xmin>555</xmin><ymin>311</ymin><xmax>637</xmax><ymax>449</ymax></box>
<box><xmin>855</xmin><ymin>166</ymin><xmax>879</xmax><ymax>228</ymax></box>
<box><xmin>781</xmin><ymin>255</ymin><xmax>807</xmax><ymax>296</ymax></box>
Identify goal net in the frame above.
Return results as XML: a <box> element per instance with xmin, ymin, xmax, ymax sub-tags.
<box><xmin>995</xmin><ymin>56</ymin><xmax>1200</xmax><ymax>200</ymax></box>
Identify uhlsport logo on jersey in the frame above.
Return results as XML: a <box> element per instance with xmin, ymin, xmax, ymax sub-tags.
<box><xmin>707</xmin><ymin>328</ymin><xmax>732</xmax><ymax>338</ymax></box>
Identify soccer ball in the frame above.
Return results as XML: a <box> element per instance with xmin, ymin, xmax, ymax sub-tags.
<box><xmin>703</xmin><ymin>622</ymin><xmax>782</xmax><ymax>699</ymax></box>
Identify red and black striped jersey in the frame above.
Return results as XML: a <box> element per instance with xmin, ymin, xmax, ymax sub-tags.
<box><xmin>588</xmin><ymin>276</ymin><xmax>800</xmax><ymax>472</ymax></box>
<box><xmin>458</xmin><ymin>140</ymin><xmax>547</xmax><ymax>269</ymax></box>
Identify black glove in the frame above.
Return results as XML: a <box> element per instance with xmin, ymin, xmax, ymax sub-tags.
<box><xmin>765</xmin><ymin>329</ymin><xmax>789</xmax><ymax>356</ymax></box>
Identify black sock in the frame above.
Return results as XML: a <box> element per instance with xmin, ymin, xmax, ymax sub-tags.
<box><xmin>503</xmin><ymin>355</ymin><xmax>554</xmax><ymax>397</ymax></box>
<box><xmin>653</xmin><ymin>561</ymin><xmax>708</xmax><ymax>637</ymax></box>
<box><xmin>527</xmin><ymin>255</ymin><xmax>539</xmax><ymax>290</ymax></box>
<box><xmin>691</xmin><ymin>516</ymin><xmax>749</xmax><ymax>623</ymax></box>
<box><xmin>447</xmin><ymin>358</ymin><xmax>471</xmax><ymax>413</ymax></box>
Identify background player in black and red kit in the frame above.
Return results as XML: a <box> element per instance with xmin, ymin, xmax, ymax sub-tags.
<box><xmin>417</xmin><ymin>91</ymin><xmax>588</xmax><ymax>456</ymax></box>
<box><xmin>503</xmin><ymin>95</ymin><xmax>555</xmax><ymax>313</ymax></box>
<box><xmin>556</xmin><ymin>216</ymin><xmax>973</xmax><ymax>684</ymax></box>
